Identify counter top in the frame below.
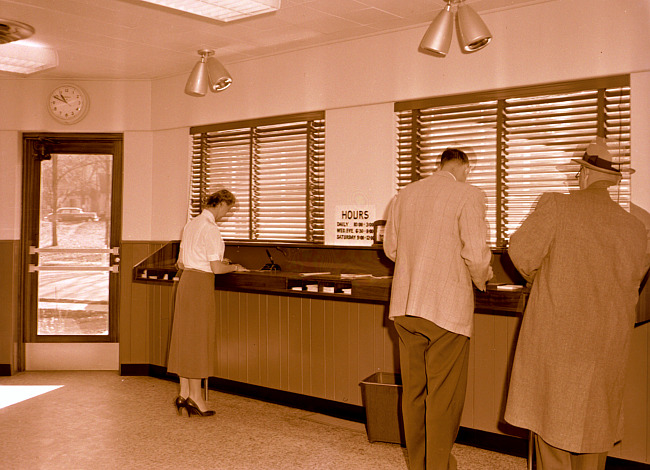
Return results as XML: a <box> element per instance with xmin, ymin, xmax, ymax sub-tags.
<box><xmin>214</xmin><ymin>270</ymin><xmax>528</xmax><ymax>314</ymax></box>
<box><xmin>132</xmin><ymin>241</ymin><xmax>528</xmax><ymax>314</ymax></box>
<box><xmin>133</xmin><ymin>267</ymin><xmax>527</xmax><ymax>313</ymax></box>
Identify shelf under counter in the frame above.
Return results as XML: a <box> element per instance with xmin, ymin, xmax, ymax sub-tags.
<box><xmin>475</xmin><ymin>284</ymin><xmax>529</xmax><ymax>314</ymax></box>
<box><xmin>216</xmin><ymin>271</ymin><xmax>389</xmax><ymax>303</ymax></box>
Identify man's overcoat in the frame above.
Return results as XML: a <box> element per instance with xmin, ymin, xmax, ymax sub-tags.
<box><xmin>504</xmin><ymin>184</ymin><xmax>649</xmax><ymax>453</ymax></box>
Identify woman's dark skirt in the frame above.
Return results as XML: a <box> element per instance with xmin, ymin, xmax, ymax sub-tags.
<box><xmin>167</xmin><ymin>269</ymin><xmax>215</xmax><ymax>379</ymax></box>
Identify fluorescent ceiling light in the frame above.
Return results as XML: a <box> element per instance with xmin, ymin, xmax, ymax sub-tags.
<box><xmin>137</xmin><ymin>0</ymin><xmax>281</xmax><ymax>22</ymax></box>
<box><xmin>0</xmin><ymin>42</ymin><xmax>58</xmax><ymax>74</ymax></box>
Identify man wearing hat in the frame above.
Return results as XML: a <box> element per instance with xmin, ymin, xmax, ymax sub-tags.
<box><xmin>504</xmin><ymin>137</ymin><xmax>650</xmax><ymax>469</ymax></box>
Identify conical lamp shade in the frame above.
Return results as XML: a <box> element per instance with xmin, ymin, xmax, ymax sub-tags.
<box><xmin>206</xmin><ymin>57</ymin><xmax>233</xmax><ymax>92</ymax></box>
<box><xmin>419</xmin><ymin>3</ymin><xmax>453</xmax><ymax>56</ymax></box>
<box><xmin>185</xmin><ymin>59</ymin><xmax>209</xmax><ymax>96</ymax></box>
<box><xmin>457</xmin><ymin>3</ymin><xmax>492</xmax><ymax>52</ymax></box>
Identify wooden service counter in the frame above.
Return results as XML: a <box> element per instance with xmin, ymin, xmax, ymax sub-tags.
<box><xmin>201</xmin><ymin>270</ymin><xmax>528</xmax><ymax>315</ymax></box>
<box><xmin>131</xmin><ymin>241</ymin><xmax>529</xmax><ymax>439</ymax></box>
<box><xmin>133</xmin><ymin>241</ymin><xmax>528</xmax><ymax>312</ymax></box>
<box><xmin>124</xmin><ymin>240</ymin><xmax>650</xmax><ymax>463</ymax></box>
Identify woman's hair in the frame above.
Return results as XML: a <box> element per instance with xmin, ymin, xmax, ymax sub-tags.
<box><xmin>204</xmin><ymin>189</ymin><xmax>236</xmax><ymax>208</ymax></box>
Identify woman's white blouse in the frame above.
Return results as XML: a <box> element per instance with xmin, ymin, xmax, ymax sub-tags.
<box><xmin>178</xmin><ymin>210</ymin><xmax>225</xmax><ymax>273</ymax></box>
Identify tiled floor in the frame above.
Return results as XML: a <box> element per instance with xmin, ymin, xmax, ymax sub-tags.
<box><xmin>0</xmin><ymin>370</ymin><xmax>528</xmax><ymax>469</ymax></box>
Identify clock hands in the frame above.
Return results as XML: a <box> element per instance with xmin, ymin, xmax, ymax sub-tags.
<box><xmin>53</xmin><ymin>93</ymin><xmax>68</xmax><ymax>104</ymax></box>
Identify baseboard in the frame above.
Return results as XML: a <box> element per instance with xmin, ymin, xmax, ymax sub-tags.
<box><xmin>119</xmin><ymin>363</ymin><xmax>153</xmax><ymax>376</ymax></box>
<box><xmin>121</xmin><ymin>363</ymin><xmax>650</xmax><ymax>468</ymax></box>
<box><xmin>208</xmin><ymin>376</ymin><xmax>367</xmax><ymax>423</ymax></box>
<box><xmin>606</xmin><ymin>458</ymin><xmax>650</xmax><ymax>469</ymax></box>
<box><xmin>456</xmin><ymin>427</ymin><xmax>528</xmax><ymax>458</ymax></box>
<box><xmin>142</xmin><ymin>364</ymin><xmax>366</xmax><ymax>422</ymax></box>
<box><xmin>0</xmin><ymin>364</ymin><xmax>12</xmax><ymax>376</ymax></box>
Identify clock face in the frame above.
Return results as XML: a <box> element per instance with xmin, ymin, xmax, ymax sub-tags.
<box><xmin>48</xmin><ymin>84</ymin><xmax>89</xmax><ymax>124</ymax></box>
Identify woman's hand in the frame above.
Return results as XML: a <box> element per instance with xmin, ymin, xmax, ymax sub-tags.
<box><xmin>210</xmin><ymin>259</ymin><xmax>248</xmax><ymax>274</ymax></box>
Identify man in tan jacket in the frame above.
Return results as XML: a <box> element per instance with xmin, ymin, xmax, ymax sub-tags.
<box><xmin>384</xmin><ymin>148</ymin><xmax>492</xmax><ymax>470</ymax></box>
<box><xmin>504</xmin><ymin>138</ymin><xmax>650</xmax><ymax>469</ymax></box>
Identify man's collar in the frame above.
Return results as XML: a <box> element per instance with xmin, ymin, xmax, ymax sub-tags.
<box><xmin>438</xmin><ymin>170</ymin><xmax>457</xmax><ymax>181</ymax></box>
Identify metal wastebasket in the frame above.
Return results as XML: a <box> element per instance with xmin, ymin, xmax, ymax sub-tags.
<box><xmin>359</xmin><ymin>372</ymin><xmax>406</xmax><ymax>445</ymax></box>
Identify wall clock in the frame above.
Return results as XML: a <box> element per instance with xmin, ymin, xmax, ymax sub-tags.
<box><xmin>47</xmin><ymin>83</ymin><xmax>90</xmax><ymax>124</ymax></box>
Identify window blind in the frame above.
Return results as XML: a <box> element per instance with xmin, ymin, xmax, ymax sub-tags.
<box><xmin>190</xmin><ymin>112</ymin><xmax>325</xmax><ymax>243</ymax></box>
<box><xmin>397</xmin><ymin>101</ymin><xmax>498</xmax><ymax>244</ymax></box>
<box><xmin>395</xmin><ymin>75</ymin><xmax>631</xmax><ymax>247</ymax></box>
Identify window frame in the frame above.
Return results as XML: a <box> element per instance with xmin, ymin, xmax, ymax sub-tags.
<box><xmin>395</xmin><ymin>75</ymin><xmax>631</xmax><ymax>247</ymax></box>
<box><xmin>189</xmin><ymin>111</ymin><xmax>325</xmax><ymax>243</ymax></box>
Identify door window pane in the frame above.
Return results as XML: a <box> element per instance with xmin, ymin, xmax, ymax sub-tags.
<box><xmin>38</xmin><ymin>154</ymin><xmax>113</xmax><ymax>336</ymax></box>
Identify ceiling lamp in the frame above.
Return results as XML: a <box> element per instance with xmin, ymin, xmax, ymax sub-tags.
<box><xmin>137</xmin><ymin>0</ymin><xmax>281</xmax><ymax>22</ymax></box>
<box><xmin>457</xmin><ymin>1</ymin><xmax>492</xmax><ymax>52</ymax></box>
<box><xmin>419</xmin><ymin>2</ymin><xmax>453</xmax><ymax>56</ymax></box>
<box><xmin>0</xmin><ymin>19</ymin><xmax>34</xmax><ymax>44</ymax></box>
<box><xmin>0</xmin><ymin>19</ymin><xmax>58</xmax><ymax>74</ymax></box>
<box><xmin>420</xmin><ymin>0</ymin><xmax>492</xmax><ymax>57</ymax></box>
<box><xmin>185</xmin><ymin>49</ymin><xmax>232</xmax><ymax>97</ymax></box>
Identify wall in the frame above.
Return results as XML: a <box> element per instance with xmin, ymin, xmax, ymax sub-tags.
<box><xmin>0</xmin><ymin>80</ymin><xmax>156</xmax><ymax>369</ymax></box>
<box><xmin>1</xmin><ymin>0</ymin><xmax>648</xmax><ymax>244</ymax></box>
<box><xmin>1</xmin><ymin>0</ymin><xmax>650</xmax><ymax>460</ymax></box>
<box><xmin>147</xmin><ymin>0</ymin><xmax>650</xmax><ymax>244</ymax></box>
<box><xmin>0</xmin><ymin>79</ymin><xmax>155</xmax><ymax>239</ymax></box>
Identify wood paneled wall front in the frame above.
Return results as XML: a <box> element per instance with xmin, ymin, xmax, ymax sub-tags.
<box><xmin>119</xmin><ymin>241</ymin><xmax>167</xmax><ymax>366</ymax></box>
<box><xmin>120</xmin><ymin>241</ymin><xmax>650</xmax><ymax>464</ymax></box>
<box><xmin>212</xmin><ymin>292</ymin><xmax>398</xmax><ymax>406</ymax></box>
<box><xmin>0</xmin><ymin>240</ymin><xmax>21</xmax><ymax>374</ymax></box>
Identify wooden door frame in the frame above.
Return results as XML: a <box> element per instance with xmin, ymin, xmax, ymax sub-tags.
<box><xmin>20</xmin><ymin>133</ymin><xmax>123</xmax><ymax>347</ymax></box>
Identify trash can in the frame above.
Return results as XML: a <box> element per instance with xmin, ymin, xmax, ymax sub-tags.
<box><xmin>359</xmin><ymin>372</ymin><xmax>405</xmax><ymax>446</ymax></box>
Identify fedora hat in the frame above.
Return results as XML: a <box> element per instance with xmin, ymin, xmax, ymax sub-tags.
<box><xmin>572</xmin><ymin>137</ymin><xmax>635</xmax><ymax>175</ymax></box>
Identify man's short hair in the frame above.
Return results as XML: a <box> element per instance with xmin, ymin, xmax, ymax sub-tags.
<box><xmin>440</xmin><ymin>148</ymin><xmax>469</xmax><ymax>166</ymax></box>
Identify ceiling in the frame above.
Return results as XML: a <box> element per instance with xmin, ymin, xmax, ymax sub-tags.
<box><xmin>0</xmin><ymin>0</ymin><xmax>553</xmax><ymax>81</ymax></box>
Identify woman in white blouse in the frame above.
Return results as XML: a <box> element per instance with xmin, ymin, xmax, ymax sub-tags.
<box><xmin>167</xmin><ymin>189</ymin><xmax>246</xmax><ymax>417</ymax></box>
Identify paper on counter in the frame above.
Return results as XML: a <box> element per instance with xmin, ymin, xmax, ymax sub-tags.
<box><xmin>496</xmin><ymin>284</ymin><xmax>524</xmax><ymax>291</ymax></box>
<box><xmin>340</xmin><ymin>274</ymin><xmax>393</xmax><ymax>280</ymax></box>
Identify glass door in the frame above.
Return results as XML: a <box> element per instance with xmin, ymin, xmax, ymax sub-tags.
<box><xmin>22</xmin><ymin>134</ymin><xmax>122</xmax><ymax>343</ymax></box>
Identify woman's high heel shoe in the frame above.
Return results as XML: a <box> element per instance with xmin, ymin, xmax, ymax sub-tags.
<box><xmin>174</xmin><ymin>396</ymin><xmax>186</xmax><ymax>416</ymax></box>
<box><xmin>184</xmin><ymin>398</ymin><xmax>215</xmax><ymax>417</ymax></box>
